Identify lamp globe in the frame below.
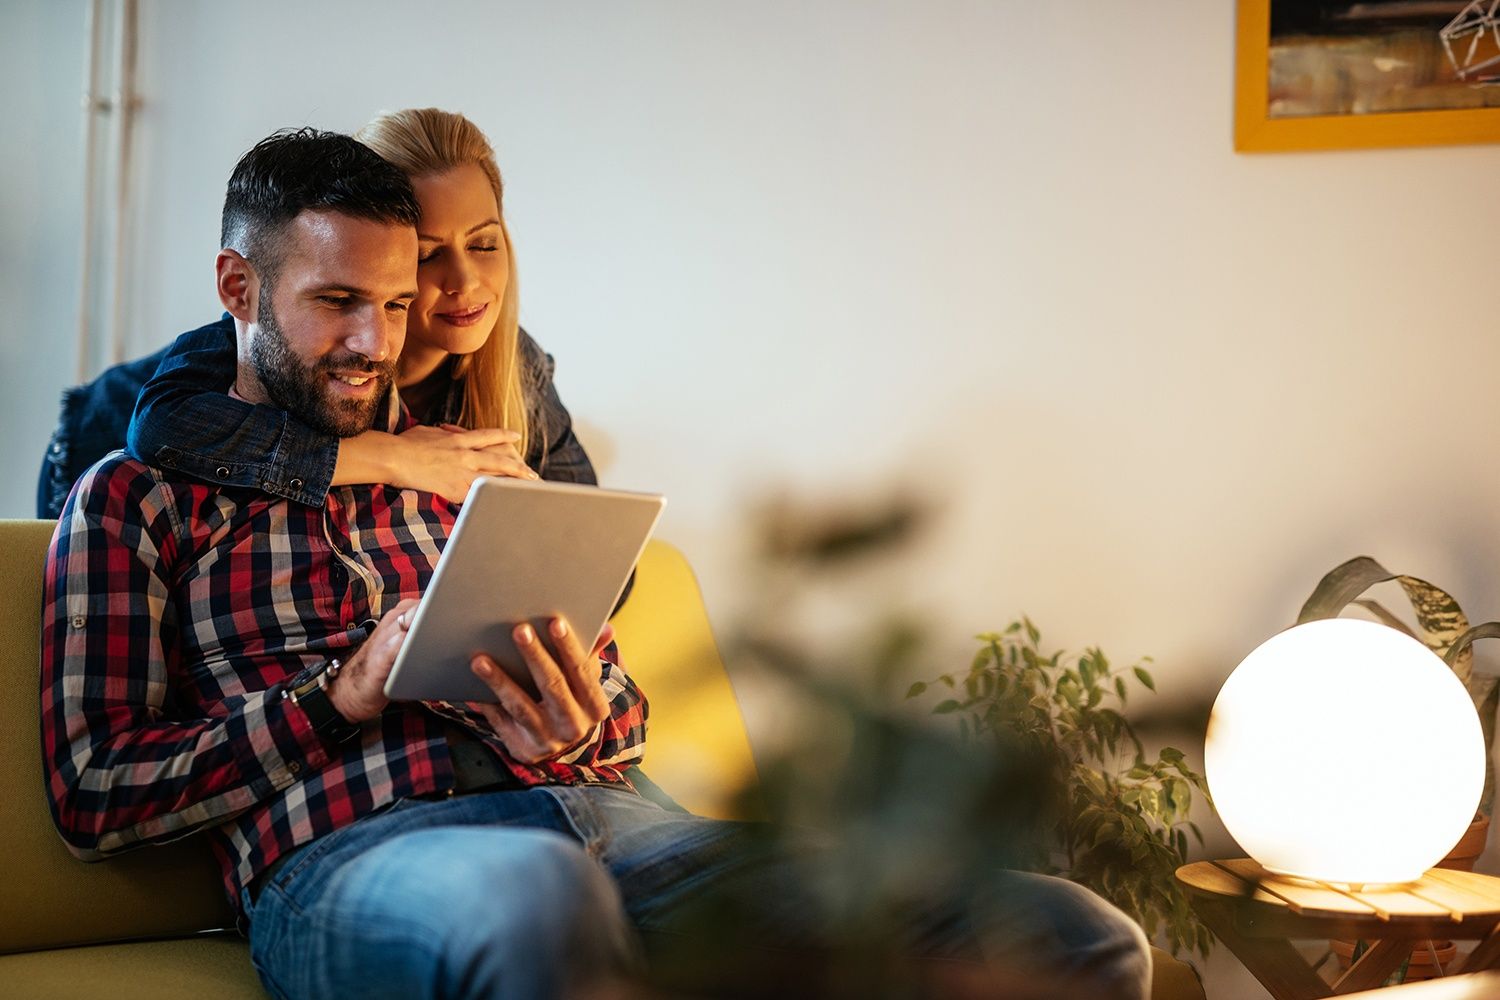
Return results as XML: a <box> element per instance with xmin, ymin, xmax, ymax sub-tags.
<box><xmin>1205</xmin><ymin>618</ymin><xmax>1483</xmax><ymax>886</ymax></box>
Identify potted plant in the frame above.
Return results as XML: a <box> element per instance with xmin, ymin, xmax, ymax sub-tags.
<box><xmin>1300</xmin><ymin>556</ymin><xmax>1500</xmax><ymax>982</ymax></box>
<box><xmin>908</xmin><ymin>618</ymin><xmax>1215</xmax><ymax>959</ymax></box>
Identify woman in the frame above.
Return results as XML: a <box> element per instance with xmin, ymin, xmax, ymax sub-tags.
<box><xmin>120</xmin><ymin>108</ymin><xmax>594</xmax><ymax>504</ymax></box>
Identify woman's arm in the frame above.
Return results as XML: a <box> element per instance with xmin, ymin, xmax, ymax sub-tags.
<box><xmin>520</xmin><ymin>330</ymin><xmax>599</xmax><ymax>486</ymax></box>
<box><xmin>130</xmin><ymin>320</ymin><xmax>600</xmax><ymax>503</ymax></box>
<box><xmin>126</xmin><ymin>316</ymin><xmax>338</xmax><ymax>506</ymax></box>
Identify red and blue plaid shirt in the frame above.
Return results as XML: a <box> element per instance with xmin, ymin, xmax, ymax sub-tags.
<box><xmin>40</xmin><ymin>439</ymin><xmax>648</xmax><ymax>912</ymax></box>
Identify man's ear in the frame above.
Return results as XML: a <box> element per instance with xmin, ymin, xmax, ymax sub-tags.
<box><xmin>215</xmin><ymin>249</ymin><xmax>259</xmax><ymax>322</ymax></box>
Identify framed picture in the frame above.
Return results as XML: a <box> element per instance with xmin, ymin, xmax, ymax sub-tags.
<box><xmin>1235</xmin><ymin>0</ymin><xmax>1500</xmax><ymax>151</ymax></box>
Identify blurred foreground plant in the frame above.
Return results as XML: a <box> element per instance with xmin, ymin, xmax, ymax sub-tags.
<box><xmin>698</xmin><ymin>489</ymin><xmax>1213</xmax><ymax>999</ymax></box>
<box><xmin>910</xmin><ymin>619</ymin><xmax>1213</xmax><ymax>958</ymax></box>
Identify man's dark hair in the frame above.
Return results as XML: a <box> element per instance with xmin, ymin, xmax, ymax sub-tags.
<box><xmin>220</xmin><ymin>127</ymin><xmax>420</xmax><ymax>283</ymax></box>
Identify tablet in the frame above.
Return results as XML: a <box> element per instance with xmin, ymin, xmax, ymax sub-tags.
<box><xmin>383</xmin><ymin>477</ymin><xmax>666</xmax><ymax>703</ymax></box>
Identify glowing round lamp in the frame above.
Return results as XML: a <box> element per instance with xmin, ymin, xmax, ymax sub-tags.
<box><xmin>1205</xmin><ymin>618</ymin><xmax>1483</xmax><ymax>886</ymax></box>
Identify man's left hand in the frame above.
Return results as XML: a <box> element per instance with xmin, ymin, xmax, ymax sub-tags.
<box><xmin>466</xmin><ymin>618</ymin><xmax>615</xmax><ymax>764</ymax></box>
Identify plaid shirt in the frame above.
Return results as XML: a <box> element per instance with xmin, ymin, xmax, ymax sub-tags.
<box><xmin>40</xmin><ymin>431</ymin><xmax>648</xmax><ymax>912</ymax></box>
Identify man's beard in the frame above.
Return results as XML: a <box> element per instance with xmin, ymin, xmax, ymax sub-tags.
<box><xmin>250</xmin><ymin>286</ymin><xmax>396</xmax><ymax>437</ymax></box>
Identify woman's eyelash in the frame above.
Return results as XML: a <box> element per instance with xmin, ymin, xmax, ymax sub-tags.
<box><xmin>417</xmin><ymin>245</ymin><xmax>497</xmax><ymax>263</ymax></box>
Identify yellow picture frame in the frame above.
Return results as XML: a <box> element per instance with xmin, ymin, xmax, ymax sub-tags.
<box><xmin>1234</xmin><ymin>0</ymin><xmax>1500</xmax><ymax>152</ymax></box>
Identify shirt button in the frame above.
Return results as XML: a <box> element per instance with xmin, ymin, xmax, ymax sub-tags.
<box><xmin>287</xmin><ymin>761</ymin><xmax>301</xmax><ymax>775</ymax></box>
<box><xmin>215</xmin><ymin>466</ymin><xmax>231</xmax><ymax>478</ymax></box>
<box><xmin>346</xmin><ymin>622</ymin><xmax>357</xmax><ymax>631</ymax></box>
<box><xmin>70</xmin><ymin>615</ymin><xmax>86</xmax><ymax>629</ymax></box>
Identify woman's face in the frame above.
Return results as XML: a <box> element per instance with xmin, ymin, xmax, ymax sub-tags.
<box><xmin>407</xmin><ymin>163</ymin><xmax>510</xmax><ymax>358</ymax></box>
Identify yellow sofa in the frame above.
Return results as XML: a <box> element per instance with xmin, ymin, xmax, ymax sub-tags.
<box><xmin>0</xmin><ymin>519</ymin><xmax>1201</xmax><ymax>999</ymax></box>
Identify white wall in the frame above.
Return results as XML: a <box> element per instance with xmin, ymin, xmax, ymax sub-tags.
<box><xmin>8</xmin><ymin>0</ymin><xmax>1500</xmax><ymax>729</ymax></box>
<box><xmin>2</xmin><ymin>0</ymin><xmax>88</xmax><ymax>514</ymax></box>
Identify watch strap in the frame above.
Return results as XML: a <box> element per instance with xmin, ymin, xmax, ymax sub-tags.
<box><xmin>286</xmin><ymin>660</ymin><xmax>361</xmax><ymax>743</ymax></box>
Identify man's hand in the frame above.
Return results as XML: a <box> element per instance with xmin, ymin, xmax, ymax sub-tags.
<box><xmin>466</xmin><ymin>618</ymin><xmax>616</xmax><ymax>764</ymax></box>
<box><xmin>325</xmin><ymin>599</ymin><xmax>420</xmax><ymax>724</ymax></box>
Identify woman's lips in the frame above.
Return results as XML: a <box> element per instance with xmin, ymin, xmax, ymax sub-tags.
<box><xmin>435</xmin><ymin>303</ymin><xmax>489</xmax><ymax>327</ymax></box>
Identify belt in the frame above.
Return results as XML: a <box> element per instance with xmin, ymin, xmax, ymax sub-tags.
<box><xmin>249</xmin><ymin>723</ymin><xmax>515</xmax><ymax>903</ymax></box>
<box><xmin>439</xmin><ymin>719</ymin><xmax>520</xmax><ymax>796</ymax></box>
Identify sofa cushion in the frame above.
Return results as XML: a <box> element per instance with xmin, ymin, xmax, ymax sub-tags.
<box><xmin>0</xmin><ymin>935</ymin><xmax>262</xmax><ymax>998</ymax></box>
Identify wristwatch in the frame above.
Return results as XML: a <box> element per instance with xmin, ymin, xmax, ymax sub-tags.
<box><xmin>285</xmin><ymin>659</ymin><xmax>362</xmax><ymax>743</ymax></box>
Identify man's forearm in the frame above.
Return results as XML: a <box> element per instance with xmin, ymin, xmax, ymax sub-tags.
<box><xmin>47</xmin><ymin>687</ymin><xmax>329</xmax><ymax>859</ymax></box>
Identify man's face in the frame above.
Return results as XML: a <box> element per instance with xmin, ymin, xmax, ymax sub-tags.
<box><xmin>241</xmin><ymin>210</ymin><xmax>418</xmax><ymax>437</ymax></box>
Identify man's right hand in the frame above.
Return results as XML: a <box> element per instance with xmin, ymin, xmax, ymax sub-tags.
<box><xmin>337</xmin><ymin>426</ymin><xmax>539</xmax><ymax>502</ymax></box>
<box><xmin>325</xmin><ymin>599</ymin><xmax>419</xmax><ymax>724</ymax></box>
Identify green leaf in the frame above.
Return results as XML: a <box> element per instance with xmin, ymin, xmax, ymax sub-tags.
<box><xmin>933</xmin><ymin>699</ymin><xmax>962</xmax><ymax>715</ymax></box>
<box><xmin>1298</xmin><ymin>556</ymin><xmax>1400</xmax><ymax>624</ymax></box>
<box><xmin>1168</xmin><ymin>777</ymin><xmax>1191</xmax><ymax>816</ymax></box>
<box><xmin>1396</xmin><ymin>574</ymin><xmax>1468</xmax><ymax>673</ymax></box>
<box><xmin>1350</xmin><ymin>599</ymin><xmax>1419</xmax><ymax>640</ymax></box>
<box><xmin>1114</xmin><ymin>676</ymin><xmax>1127</xmax><ymax>703</ymax></box>
<box><xmin>1024</xmin><ymin>617</ymin><xmax>1041</xmax><ymax>645</ymax></box>
<box><xmin>1133</xmin><ymin>667</ymin><xmax>1155</xmax><ymax>692</ymax></box>
<box><xmin>905</xmin><ymin>681</ymin><xmax>928</xmax><ymax>699</ymax></box>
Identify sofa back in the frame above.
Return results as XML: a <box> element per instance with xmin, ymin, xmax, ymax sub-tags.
<box><xmin>0</xmin><ymin>520</ymin><xmax>757</xmax><ymax>955</ymax></box>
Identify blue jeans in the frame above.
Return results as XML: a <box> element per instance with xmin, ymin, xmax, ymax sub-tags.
<box><xmin>241</xmin><ymin>785</ymin><xmax>1149</xmax><ymax>999</ymax></box>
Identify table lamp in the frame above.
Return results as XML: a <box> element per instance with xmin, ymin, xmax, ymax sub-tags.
<box><xmin>1205</xmin><ymin>618</ymin><xmax>1483</xmax><ymax>886</ymax></box>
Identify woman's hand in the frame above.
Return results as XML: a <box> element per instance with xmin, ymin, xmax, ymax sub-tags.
<box><xmin>336</xmin><ymin>426</ymin><xmax>538</xmax><ymax>501</ymax></box>
<box><xmin>465</xmin><ymin>619</ymin><xmax>616</xmax><ymax>764</ymax></box>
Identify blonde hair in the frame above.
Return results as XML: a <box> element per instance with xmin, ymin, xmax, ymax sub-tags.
<box><xmin>357</xmin><ymin>108</ymin><xmax>531</xmax><ymax>456</ymax></box>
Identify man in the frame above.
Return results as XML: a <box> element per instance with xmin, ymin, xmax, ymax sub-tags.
<box><xmin>42</xmin><ymin>128</ymin><xmax>1150</xmax><ymax>1000</ymax></box>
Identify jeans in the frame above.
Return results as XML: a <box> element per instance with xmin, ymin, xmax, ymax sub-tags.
<box><xmin>241</xmin><ymin>784</ymin><xmax>1150</xmax><ymax>1000</ymax></box>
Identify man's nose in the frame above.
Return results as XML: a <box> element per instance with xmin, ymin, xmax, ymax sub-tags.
<box><xmin>344</xmin><ymin>310</ymin><xmax>393</xmax><ymax>364</ymax></box>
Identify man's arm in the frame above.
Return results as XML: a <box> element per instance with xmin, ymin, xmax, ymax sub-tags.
<box><xmin>40</xmin><ymin>460</ymin><xmax>332</xmax><ymax>859</ymax></box>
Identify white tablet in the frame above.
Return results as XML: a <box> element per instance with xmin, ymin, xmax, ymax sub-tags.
<box><xmin>383</xmin><ymin>477</ymin><xmax>666</xmax><ymax>703</ymax></box>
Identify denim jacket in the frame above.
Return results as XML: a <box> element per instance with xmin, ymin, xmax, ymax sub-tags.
<box><xmin>38</xmin><ymin>316</ymin><xmax>598</xmax><ymax>518</ymax></box>
<box><xmin>37</xmin><ymin>346</ymin><xmax>168</xmax><ymax>519</ymax></box>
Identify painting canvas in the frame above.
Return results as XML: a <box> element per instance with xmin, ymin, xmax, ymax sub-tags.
<box><xmin>1235</xmin><ymin>0</ymin><xmax>1500</xmax><ymax>151</ymax></box>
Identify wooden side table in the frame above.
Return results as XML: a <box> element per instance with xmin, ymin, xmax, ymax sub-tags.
<box><xmin>1176</xmin><ymin>859</ymin><xmax>1500</xmax><ymax>999</ymax></box>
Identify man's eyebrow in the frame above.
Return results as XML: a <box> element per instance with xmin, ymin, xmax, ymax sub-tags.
<box><xmin>417</xmin><ymin>219</ymin><xmax>502</xmax><ymax>242</ymax></box>
<box><xmin>309</xmin><ymin>283</ymin><xmax>418</xmax><ymax>300</ymax></box>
